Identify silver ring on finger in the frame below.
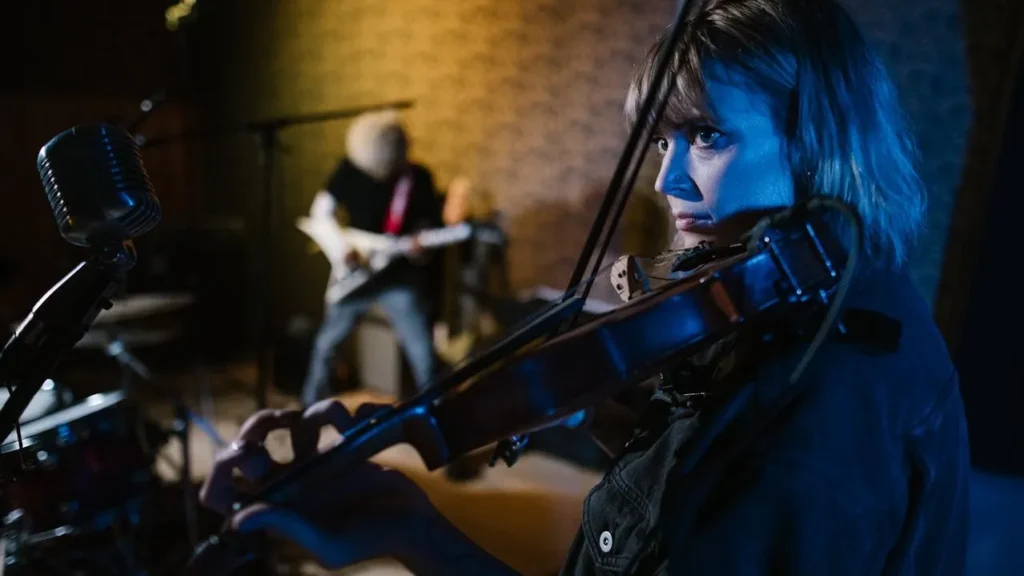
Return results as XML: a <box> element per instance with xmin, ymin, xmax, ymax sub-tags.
<box><xmin>230</xmin><ymin>439</ymin><xmax>263</xmax><ymax>453</ymax></box>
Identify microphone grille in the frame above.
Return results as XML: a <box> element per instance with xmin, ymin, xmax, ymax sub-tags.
<box><xmin>37</xmin><ymin>124</ymin><xmax>161</xmax><ymax>247</ymax></box>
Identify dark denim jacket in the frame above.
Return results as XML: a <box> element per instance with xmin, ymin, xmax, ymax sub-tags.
<box><xmin>560</xmin><ymin>266</ymin><xmax>970</xmax><ymax>575</ymax></box>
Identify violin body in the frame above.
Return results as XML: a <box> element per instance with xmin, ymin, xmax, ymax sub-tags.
<box><xmin>432</xmin><ymin>202</ymin><xmax>848</xmax><ymax>458</ymax></box>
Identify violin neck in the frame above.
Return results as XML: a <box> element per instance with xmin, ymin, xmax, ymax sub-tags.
<box><xmin>241</xmin><ymin>403</ymin><xmax>449</xmax><ymax>508</ymax></box>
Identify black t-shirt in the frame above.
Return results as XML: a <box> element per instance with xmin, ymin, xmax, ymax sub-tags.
<box><xmin>324</xmin><ymin>159</ymin><xmax>442</xmax><ymax>235</ymax></box>
<box><xmin>323</xmin><ymin>158</ymin><xmax>443</xmax><ymax>293</ymax></box>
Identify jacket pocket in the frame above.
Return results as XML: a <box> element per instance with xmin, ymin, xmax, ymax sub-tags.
<box><xmin>580</xmin><ymin>465</ymin><xmax>656</xmax><ymax>574</ymax></box>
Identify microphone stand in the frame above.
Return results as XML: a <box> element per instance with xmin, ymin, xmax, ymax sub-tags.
<box><xmin>138</xmin><ymin>100</ymin><xmax>414</xmax><ymax>409</ymax></box>
<box><xmin>0</xmin><ymin>242</ymin><xmax>136</xmax><ymax>452</ymax></box>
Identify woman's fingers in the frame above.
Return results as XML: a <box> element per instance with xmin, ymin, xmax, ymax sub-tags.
<box><xmin>291</xmin><ymin>400</ymin><xmax>356</xmax><ymax>459</ymax></box>
<box><xmin>199</xmin><ymin>409</ymin><xmax>302</xmax><ymax>515</ymax></box>
<box><xmin>291</xmin><ymin>400</ymin><xmax>393</xmax><ymax>460</ymax></box>
<box><xmin>199</xmin><ymin>401</ymin><xmax>402</xmax><ymax>517</ymax></box>
<box><xmin>199</xmin><ymin>445</ymin><xmax>254</xmax><ymax>515</ymax></box>
<box><xmin>354</xmin><ymin>402</ymin><xmax>391</xmax><ymax>421</ymax></box>
<box><xmin>237</xmin><ymin>408</ymin><xmax>302</xmax><ymax>444</ymax></box>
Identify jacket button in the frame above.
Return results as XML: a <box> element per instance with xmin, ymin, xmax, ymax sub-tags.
<box><xmin>599</xmin><ymin>530</ymin><xmax>613</xmax><ymax>553</ymax></box>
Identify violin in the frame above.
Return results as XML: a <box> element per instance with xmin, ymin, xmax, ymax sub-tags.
<box><xmin>187</xmin><ymin>196</ymin><xmax>861</xmax><ymax>573</ymax></box>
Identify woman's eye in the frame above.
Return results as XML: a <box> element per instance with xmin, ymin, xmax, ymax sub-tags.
<box><xmin>692</xmin><ymin>128</ymin><xmax>722</xmax><ymax>148</ymax></box>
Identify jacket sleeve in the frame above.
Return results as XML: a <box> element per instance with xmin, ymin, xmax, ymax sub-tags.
<box><xmin>664</xmin><ymin>464</ymin><xmax>891</xmax><ymax>575</ymax></box>
<box><xmin>663</xmin><ymin>371</ymin><xmax>970</xmax><ymax>576</ymax></box>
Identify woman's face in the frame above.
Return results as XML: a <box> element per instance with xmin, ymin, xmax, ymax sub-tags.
<box><xmin>653</xmin><ymin>72</ymin><xmax>794</xmax><ymax>249</ymax></box>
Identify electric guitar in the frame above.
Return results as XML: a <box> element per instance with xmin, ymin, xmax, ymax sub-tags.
<box><xmin>296</xmin><ymin>216</ymin><xmax>472</xmax><ymax>305</ymax></box>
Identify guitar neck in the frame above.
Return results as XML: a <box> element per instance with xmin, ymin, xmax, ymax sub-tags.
<box><xmin>395</xmin><ymin>223</ymin><xmax>472</xmax><ymax>250</ymax></box>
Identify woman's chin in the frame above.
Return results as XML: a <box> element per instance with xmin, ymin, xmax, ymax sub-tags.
<box><xmin>672</xmin><ymin>230</ymin><xmax>717</xmax><ymax>251</ymax></box>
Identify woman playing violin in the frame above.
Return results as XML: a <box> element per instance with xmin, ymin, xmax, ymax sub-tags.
<box><xmin>198</xmin><ymin>0</ymin><xmax>969</xmax><ymax>574</ymax></box>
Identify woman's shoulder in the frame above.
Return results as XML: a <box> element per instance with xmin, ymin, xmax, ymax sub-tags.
<box><xmin>755</xmin><ymin>265</ymin><xmax>956</xmax><ymax>439</ymax></box>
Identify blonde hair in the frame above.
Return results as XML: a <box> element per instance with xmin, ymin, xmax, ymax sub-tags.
<box><xmin>626</xmin><ymin>0</ymin><xmax>926</xmax><ymax>266</ymax></box>
<box><xmin>345</xmin><ymin>109</ymin><xmax>408</xmax><ymax>181</ymax></box>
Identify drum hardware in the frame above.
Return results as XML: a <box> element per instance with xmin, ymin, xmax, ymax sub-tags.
<box><xmin>0</xmin><ymin>240</ymin><xmax>138</xmax><ymax>464</ymax></box>
<box><xmin>0</xmin><ymin>391</ymin><xmax>155</xmax><ymax>574</ymax></box>
<box><xmin>74</xmin><ymin>294</ymin><xmax>225</xmax><ymax>551</ymax></box>
<box><xmin>0</xmin><ymin>380</ymin><xmax>71</xmax><ymax>427</ymax></box>
<box><xmin>1</xmin><ymin>504</ymin><xmax>147</xmax><ymax>575</ymax></box>
<box><xmin>3</xmin><ymin>287</ymin><xmax>223</xmax><ymax>569</ymax></box>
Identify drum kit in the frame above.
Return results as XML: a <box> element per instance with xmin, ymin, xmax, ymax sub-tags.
<box><xmin>0</xmin><ymin>291</ymin><xmax>222</xmax><ymax>575</ymax></box>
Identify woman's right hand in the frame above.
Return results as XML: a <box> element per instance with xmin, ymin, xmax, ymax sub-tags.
<box><xmin>193</xmin><ymin>400</ymin><xmax>440</xmax><ymax>572</ymax></box>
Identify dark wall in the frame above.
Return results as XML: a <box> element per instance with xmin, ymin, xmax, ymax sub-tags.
<box><xmin>0</xmin><ymin>0</ymin><xmax>203</xmax><ymax>326</ymax></box>
<box><xmin>932</xmin><ymin>3</ymin><xmax>1024</xmax><ymax>475</ymax></box>
<box><xmin>937</xmin><ymin>2</ymin><xmax>1024</xmax><ymax>352</ymax></box>
<box><xmin>954</xmin><ymin>50</ymin><xmax>1024</xmax><ymax>476</ymax></box>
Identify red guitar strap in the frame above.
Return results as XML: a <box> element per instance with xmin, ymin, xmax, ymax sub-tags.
<box><xmin>383</xmin><ymin>171</ymin><xmax>413</xmax><ymax>235</ymax></box>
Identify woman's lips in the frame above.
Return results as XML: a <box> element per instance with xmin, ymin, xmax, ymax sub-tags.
<box><xmin>674</xmin><ymin>215</ymin><xmax>713</xmax><ymax>232</ymax></box>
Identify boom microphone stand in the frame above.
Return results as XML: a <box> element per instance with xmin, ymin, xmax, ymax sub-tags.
<box><xmin>139</xmin><ymin>100</ymin><xmax>414</xmax><ymax>409</ymax></box>
<box><xmin>0</xmin><ymin>244</ymin><xmax>137</xmax><ymax>448</ymax></box>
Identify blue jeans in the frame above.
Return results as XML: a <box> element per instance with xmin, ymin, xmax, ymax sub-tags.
<box><xmin>301</xmin><ymin>286</ymin><xmax>436</xmax><ymax>407</ymax></box>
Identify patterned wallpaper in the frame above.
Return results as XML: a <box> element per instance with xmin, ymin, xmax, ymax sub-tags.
<box><xmin>193</xmin><ymin>0</ymin><xmax>972</xmax><ymax>316</ymax></box>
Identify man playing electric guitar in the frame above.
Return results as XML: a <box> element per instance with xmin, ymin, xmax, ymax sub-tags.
<box><xmin>300</xmin><ymin>110</ymin><xmax>444</xmax><ymax>407</ymax></box>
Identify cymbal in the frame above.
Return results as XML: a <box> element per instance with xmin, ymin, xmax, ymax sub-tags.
<box><xmin>93</xmin><ymin>292</ymin><xmax>195</xmax><ymax>325</ymax></box>
<box><xmin>75</xmin><ymin>326</ymin><xmax>184</xmax><ymax>350</ymax></box>
<box><xmin>6</xmin><ymin>293</ymin><xmax>196</xmax><ymax>334</ymax></box>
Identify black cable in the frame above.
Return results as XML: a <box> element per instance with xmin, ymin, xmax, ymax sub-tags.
<box><xmin>787</xmin><ymin>197</ymin><xmax>863</xmax><ymax>384</ymax></box>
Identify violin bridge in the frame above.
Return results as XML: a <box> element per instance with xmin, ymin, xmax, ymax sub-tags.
<box><xmin>610</xmin><ymin>255</ymin><xmax>650</xmax><ymax>302</ymax></box>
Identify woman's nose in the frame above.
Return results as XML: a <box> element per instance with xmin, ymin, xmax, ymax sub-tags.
<box><xmin>657</xmin><ymin>157</ymin><xmax>701</xmax><ymax>202</ymax></box>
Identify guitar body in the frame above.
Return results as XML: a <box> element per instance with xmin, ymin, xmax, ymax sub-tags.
<box><xmin>296</xmin><ymin>217</ymin><xmax>472</xmax><ymax>306</ymax></box>
<box><xmin>324</xmin><ymin>257</ymin><xmax>395</xmax><ymax>304</ymax></box>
